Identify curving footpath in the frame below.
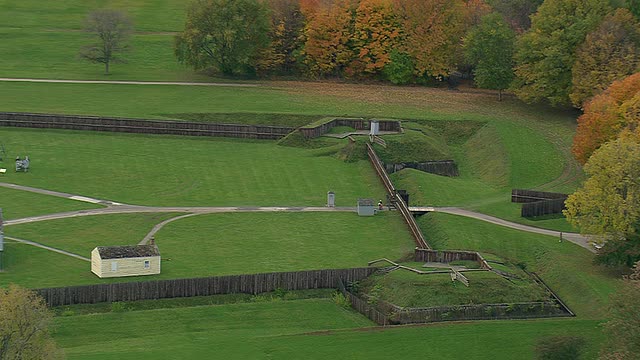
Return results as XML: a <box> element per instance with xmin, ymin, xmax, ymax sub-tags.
<box><xmin>1</xmin><ymin>181</ymin><xmax>594</xmax><ymax>257</ymax></box>
<box><xmin>431</xmin><ymin>207</ymin><xmax>593</xmax><ymax>252</ymax></box>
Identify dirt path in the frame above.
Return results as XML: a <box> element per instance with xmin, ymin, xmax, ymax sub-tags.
<box><xmin>0</xmin><ymin>77</ymin><xmax>259</xmax><ymax>87</ymax></box>
<box><xmin>2</xmin><ymin>182</ymin><xmax>593</xmax><ymax>256</ymax></box>
<box><xmin>4</xmin><ymin>236</ymin><xmax>90</xmax><ymax>262</ymax></box>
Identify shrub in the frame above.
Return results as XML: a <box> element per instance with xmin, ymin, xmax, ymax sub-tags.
<box><xmin>332</xmin><ymin>292</ymin><xmax>351</xmax><ymax>309</ymax></box>
<box><xmin>110</xmin><ymin>302</ymin><xmax>128</xmax><ymax>313</ymax></box>
<box><xmin>535</xmin><ymin>336</ymin><xmax>585</xmax><ymax>360</ymax></box>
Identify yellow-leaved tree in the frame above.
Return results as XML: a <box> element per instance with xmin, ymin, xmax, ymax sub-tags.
<box><xmin>564</xmin><ymin>132</ymin><xmax>640</xmax><ymax>266</ymax></box>
<box><xmin>0</xmin><ymin>285</ymin><xmax>62</xmax><ymax>360</ymax></box>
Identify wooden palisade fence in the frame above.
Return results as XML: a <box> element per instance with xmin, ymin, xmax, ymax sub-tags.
<box><xmin>37</xmin><ymin>267</ymin><xmax>377</xmax><ymax>307</ymax></box>
<box><xmin>0</xmin><ymin>112</ymin><xmax>294</xmax><ymax>140</ymax></box>
<box><xmin>511</xmin><ymin>189</ymin><xmax>568</xmax><ymax>218</ymax></box>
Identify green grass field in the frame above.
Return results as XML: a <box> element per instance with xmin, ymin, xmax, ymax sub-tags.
<box><xmin>0</xmin><ymin>128</ymin><xmax>384</xmax><ymax>207</ymax></box>
<box><xmin>51</xmin><ymin>298</ymin><xmax>606</xmax><ymax>359</ymax></box>
<box><xmin>1</xmin><ymin>2</ymin><xmax>614</xmax><ymax>357</ymax></box>
<box><xmin>2</xmin><ymin>212</ymin><xmax>415</xmax><ymax>288</ymax></box>
<box><xmin>0</xmin><ymin>186</ymin><xmax>102</xmax><ymax>220</ymax></box>
<box><xmin>360</xmin><ymin>268</ymin><xmax>550</xmax><ymax>307</ymax></box>
<box><xmin>418</xmin><ymin>213</ymin><xmax>621</xmax><ymax>319</ymax></box>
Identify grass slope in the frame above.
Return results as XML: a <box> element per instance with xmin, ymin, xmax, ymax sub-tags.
<box><xmin>52</xmin><ymin>299</ymin><xmax>605</xmax><ymax>359</ymax></box>
<box><xmin>54</xmin><ymin>299</ymin><xmax>372</xmax><ymax>360</ymax></box>
<box><xmin>360</xmin><ymin>268</ymin><xmax>550</xmax><ymax>307</ymax></box>
<box><xmin>418</xmin><ymin>212</ymin><xmax>621</xmax><ymax>319</ymax></box>
<box><xmin>0</xmin><ymin>128</ymin><xmax>384</xmax><ymax>206</ymax></box>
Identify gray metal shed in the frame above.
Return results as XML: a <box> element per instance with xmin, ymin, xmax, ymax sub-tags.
<box><xmin>357</xmin><ymin>199</ymin><xmax>375</xmax><ymax>216</ymax></box>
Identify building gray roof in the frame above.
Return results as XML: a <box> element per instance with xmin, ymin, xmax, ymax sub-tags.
<box><xmin>96</xmin><ymin>245</ymin><xmax>160</xmax><ymax>259</ymax></box>
<box><xmin>358</xmin><ymin>198</ymin><xmax>374</xmax><ymax>206</ymax></box>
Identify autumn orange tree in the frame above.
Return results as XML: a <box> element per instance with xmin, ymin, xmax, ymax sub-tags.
<box><xmin>392</xmin><ymin>0</ymin><xmax>467</xmax><ymax>80</ymax></box>
<box><xmin>570</xmin><ymin>9</ymin><xmax>640</xmax><ymax>108</ymax></box>
<box><xmin>301</xmin><ymin>0</ymin><xmax>356</xmax><ymax>77</ymax></box>
<box><xmin>572</xmin><ymin>73</ymin><xmax>640</xmax><ymax>164</ymax></box>
<box><xmin>349</xmin><ymin>0</ymin><xmax>401</xmax><ymax>78</ymax></box>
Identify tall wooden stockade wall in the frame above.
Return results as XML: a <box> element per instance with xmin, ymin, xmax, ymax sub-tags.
<box><xmin>511</xmin><ymin>189</ymin><xmax>568</xmax><ymax>218</ymax></box>
<box><xmin>36</xmin><ymin>267</ymin><xmax>377</xmax><ymax>307</ymax></box>
<box><xmin>0</xmin><ymin>112</ymin><xmax>293</xmax><ymax>140</ymax></box>
<box><xmin>365</xmin><ymin>143</ymin><xmax>430</xmax><ymax>249</ymax></box>
<box><xmin>338</xmin><ymin>278</ymin><xmax>389</xmax><ymax>326</ymax></box>
<box><xmin>299</xmin><ymin>118</ymin><xmax>401</xmax><ymax>139</ymax></box>
<box><xmin>414</xmin><ymin>249</ymin><xmax>492</xmax><ymax>270</ymax></box>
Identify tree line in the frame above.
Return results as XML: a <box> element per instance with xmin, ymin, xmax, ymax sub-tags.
<box><xmin>172</xmin><ymin>0</ymin><xmax>640</xmax><ymax>108</ymax></box>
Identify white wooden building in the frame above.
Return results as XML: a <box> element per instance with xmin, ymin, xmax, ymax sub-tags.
<box><xmin>91</xmin><ymin>244</ymin><xmax>160</xmax><ymax>278</ymax></box>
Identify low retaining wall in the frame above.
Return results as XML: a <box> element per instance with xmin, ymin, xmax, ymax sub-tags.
<box><xmin>385</xmin><ymin>160</ymin><xmax>459</xmax><ymax>177</ymax></box>
<box><xmin>413</xmin><ymin>249</ymin><xmax>492</xmax><ymax>270</ymax></box>
<box><xmin>0</xmin><ymin>112</ymin><xmax>293</xmax><ymax>140</ymax></box>
<box><xmin>36</xmin><ymin>267</ymin><xmax>377</xmax><ymax>307</ymax></box>
<box><xmin>299</xmin><ymin>118</ymin><xmax>401</xmax><ymax>139</ymax></box>
<box><xmin>389</xmin><ymin>301</ymin><xmax>567</xmax><ymax>324</ymax></box>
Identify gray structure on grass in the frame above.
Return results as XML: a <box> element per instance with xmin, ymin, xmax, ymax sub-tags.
<box><xmin>357</xmin><ymin>199</ymin><xmax>375</xmax><ymax>216</ymax></box>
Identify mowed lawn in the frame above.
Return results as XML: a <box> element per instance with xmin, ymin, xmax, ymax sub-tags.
<box><xmin>0</xmin><ymin>128</ymin><xmax>384</xmax><ymax>206</ymax></box>
<box><xmin>418</xmin><ymin>212</ymin><xmax>621</xmax><ymax>319</ymax></box>
<box><xmin>52</xmin><ymin>300</ymin><xmax>605</xmax><ymax>360</ymax></box>
<box><xmin>0</xmin><ymin>186</ymin><xmax>102</xmax><ymax>220</ymax></box>
<box><xmin>2</xmin><ymin>212</ymin><xmax>415</xmax><ymax>288</ymax></box>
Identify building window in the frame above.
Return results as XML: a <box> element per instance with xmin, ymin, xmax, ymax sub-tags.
<box><xmin>144</xmin><ymin>260</ymin><xmax>150</xmax><ymax>269</ymax></box>
<box><xmin>111</xmin><ymin>261</ymin><xmax>118</xmax><ymax>272</ymax></box>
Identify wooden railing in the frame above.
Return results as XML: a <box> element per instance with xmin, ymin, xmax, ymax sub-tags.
<box><xmin>366</xmin><ymin>143</ymin><xmax>430</xmax><ymax>249</ymax></box>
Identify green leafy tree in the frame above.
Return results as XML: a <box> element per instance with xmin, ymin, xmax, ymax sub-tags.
<box><xmin>512</xmin><ymin>0</ymin><xmax>610</xmax><ymax>106</ymax></box>
<box><xmin>175</xmin><ymin>0</ymin><xmax>270</xmax><ymax>76</ymax></box>
<box><xmin>570</xmin><ymin>9</ymin><xmax>640</xmax><ymax>108</ymax></box>
<box><xmin>383</xmin><ymin>50</ymin><xmax>414</xmax><ymax>84</ymax></box>
<box><xmin>464</xmin><ymin>13</ymin><xmax>516</xmax><ymax>100</ymax></box>
<box><xmin>80</xmin><ymin>9</ymin><xmax>133</xmax><ymax>74</ymax></box>
<box><xmin>0</xmin><ymin>285</ymin><xmax>62</xmax><ymax>360</ymax></box>
<box><xmin>628</xmin><ymin>0</ymin><xmax>640</xmax><ymax>18</ymax></box>
<box><xmin>564</xmin><ymin>132</ymin><xmax>640</xmax><ymax>265</ymax></box>
<box><xmin>485</xmin><ymin>0</ymin><xmax>543</xmax><ymax>32</ymax></box>
<box><xmin>600</xmin><ymin>261</ymin><xmax>640</xmax><ymax>359</ymax></box>
<box><xmin>258</xmin><ymin>0</ymin><xmax>305</xmax><ymax>75</ymax></box>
